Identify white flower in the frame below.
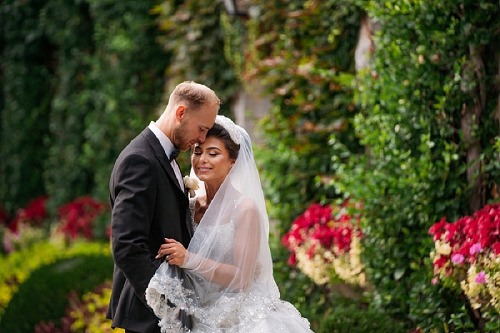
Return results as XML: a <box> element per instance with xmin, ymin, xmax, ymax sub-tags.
<box><xmin>183</xmin><ymin>176</ymin><xmax>199</xmax><ymax>198</ymax></box>
<box><xmin>435</xmin><ymin>240</ymin><xmax>452</xmax><ymax>256</ymax></box>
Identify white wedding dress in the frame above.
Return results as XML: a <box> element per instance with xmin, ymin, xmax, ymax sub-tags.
<box><xmin>147</xmin><ymin>197</ymin><xmax>314</xmax><ymax>333</ymax></box>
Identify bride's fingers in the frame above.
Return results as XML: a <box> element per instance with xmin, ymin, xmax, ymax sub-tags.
<box><xmin>155</xmin><ymin>248</ymin><xmax>171</xmax><ymax>259</ymax></box>
<box><xmin>164</xmin><ymin>238</ymin><xmax>180</xmax><ymax>244</ymax></box>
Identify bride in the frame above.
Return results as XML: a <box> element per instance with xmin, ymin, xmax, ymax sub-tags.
<box><xmin>146</xmin><ymin>115</ymin><xmax>314</xmax><ymax>333</ymax></box>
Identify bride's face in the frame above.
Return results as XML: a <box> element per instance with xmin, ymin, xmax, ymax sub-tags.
<box><xmin>191</xmin><ymin>137</ymin><xmax>235</xmax><ymax>186</ymax></box>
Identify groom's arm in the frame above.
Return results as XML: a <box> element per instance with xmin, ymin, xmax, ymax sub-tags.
<box><xmin>110</xmin><ymin>152</ymin><xmax>159</xmax><ymax>304</ymax></box>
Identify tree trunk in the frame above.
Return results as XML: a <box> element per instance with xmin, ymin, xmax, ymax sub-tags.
<box><xmin>460</xmin><ymin>45</ymin><xmax>486</xmax><ymax>213</ymax></box>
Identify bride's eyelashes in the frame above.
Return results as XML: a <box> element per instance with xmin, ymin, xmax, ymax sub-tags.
<box><xmin>193</xmin><ymin>146</ymin><xmax>223</xmax><ymax>157</ymax></box>
<box><xmin>193</xmin><ymin>151</ymin><xmax>219</xmax><ymax>157</ymax></box>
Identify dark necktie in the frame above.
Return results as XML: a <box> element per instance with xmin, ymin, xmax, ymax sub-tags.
<box><xmin>170</xmin><ymin>148</ymin><xmax>180</xmax><ymax>162</ymax></box>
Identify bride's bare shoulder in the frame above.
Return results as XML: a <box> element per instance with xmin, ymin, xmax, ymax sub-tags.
<box><xmin>235</xmin><ymin>198</ymin><xmax>260</xmax><ymax>222</ymax></box>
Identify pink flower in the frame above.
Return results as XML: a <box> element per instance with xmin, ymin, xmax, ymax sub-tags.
<box><xmin>451</xmin><ymin>253</ymin><xmax>464</xmax><ymax>264</ymax></box>
<box><xmin>469</xmin><ymin>243</ymin><xmax>482</xmax><ymax>255</ymax></box>
<box><xmin>475</xmin><ymin>270</ymin><xmax>487</xmax><ymax>284</ymax></box>
<box><xmin>431</xmin><ymin>277</ymin><xmax>438</xmax><ymax>285</ymax></box>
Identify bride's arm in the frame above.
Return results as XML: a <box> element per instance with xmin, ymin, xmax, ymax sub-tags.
<box><xmin>157</xmin><ymin>199</ymin><xmax>261</xmax><ymax>290</ymax></box>
<box><xmin>187</xmin><ymin>199</ymin><xmax>261</xmax><ymax>290</ymax></box>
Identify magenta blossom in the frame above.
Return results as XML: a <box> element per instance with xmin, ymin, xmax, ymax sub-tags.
<box><xmin>451</xmin><ymin>253</ymin><xmax>464</xmax><ymax>265</ymax></box>
<box><xmin>475</xmin><ymin>271</ymin><xmax>487</xmax><ymax>284</ymax></box>
<box><xmin>431</xmin><ymin>277</ymin><xmax>438</xmax><ymax>285</ymax></box>
<box><xmin>470</xmin><ymin>243</ymin><xmax>482</xmax><ymax>255</ymax></box>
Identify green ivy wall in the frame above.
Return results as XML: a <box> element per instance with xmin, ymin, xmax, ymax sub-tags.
<box><xmin>1</xmin><ymin>0</ymin><xmax>169</xmax><ymax>214</ymax></box>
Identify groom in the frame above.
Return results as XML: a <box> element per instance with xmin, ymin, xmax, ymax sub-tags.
<box><xmin>106</xmin><ymin>81</ymin><xmax>220</xmax><ymax>333</ymax></box>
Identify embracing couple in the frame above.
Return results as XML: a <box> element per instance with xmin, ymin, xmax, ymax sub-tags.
<box><xmin>106</xmin><ymin>81</ymin><xmax>314</xmax><ymax>333</ymax></box>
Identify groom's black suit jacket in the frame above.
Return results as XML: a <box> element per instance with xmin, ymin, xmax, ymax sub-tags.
<box><xmin>106</xmin><ymin>127</ymin><xmax>192</xmax><ymax>333</ymax></box>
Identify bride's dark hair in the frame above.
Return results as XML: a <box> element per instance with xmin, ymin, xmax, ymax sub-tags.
<box><xmin>206</xmin><ymin>122</ymin><xmax>240</xmax><ymax>160</ymax></box>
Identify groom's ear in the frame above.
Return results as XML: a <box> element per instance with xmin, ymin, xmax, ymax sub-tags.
<box><xmin>175</xmin><ymin>105</ymin><xmax>186</xmax><ymax>122</ymax></box>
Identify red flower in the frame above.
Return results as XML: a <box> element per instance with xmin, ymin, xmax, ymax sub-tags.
<box><xmin>433</xmin><ymin>255</ymin><xmax>448</xmax><ymax>269</ymax></box>
<box><xmin>57</xmin><ymin>196</ymin><xmax>108</xmax><ymax>240</ymax></box>
<box><xmin>430</xmin><ymin>203</ymin><xmax>500</xmax><ymax>273</ymax></box>
<box><xmin>282</xmin><ymin>200</ymin><xmax>362</xmax><ymax>266</ymax></box>
<box><xmin>8</xmin><ymin>195</ymin><xmax>49</xmax><ymax>232</ymax></box>
<box><xmin>492</xmin><ymin>242</ymin><xmax>500</xmax><ymax>256</ymax></box>
<box><xmin>429</xmin><ymin>217</ymin><xmax>447</xmax><ymax>240</ymax></box>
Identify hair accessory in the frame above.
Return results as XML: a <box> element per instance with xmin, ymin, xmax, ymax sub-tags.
<box><xmin>215</xmin><ymin>115</ymin><xmax>241</xmax><ymax>145</ymax></box>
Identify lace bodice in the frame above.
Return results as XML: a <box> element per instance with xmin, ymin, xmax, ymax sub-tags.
<box><xmin>189</xmin><ymin>197</ymin><xmax>242</xmax><ymax>265</ymax></box>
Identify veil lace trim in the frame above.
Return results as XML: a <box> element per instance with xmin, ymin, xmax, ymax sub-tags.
<box><xmin>147</xmin><ymin>269</ymin><xmax>284</xmax><ymax>332</ymax></box>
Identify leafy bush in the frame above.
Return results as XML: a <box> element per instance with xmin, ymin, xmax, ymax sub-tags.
<box><xmin>270</xmin><ymin>233</ymin><xmax>364</xmax><ymax>331</ymax></box>
<box><xmin>318</xmin><ymin>306</ymin><xmax>407</xmax><ymax>333</ymax></box>
<box><xmin>0</xmin><ymin>241</ymin><xmax>111</xmax><ymax>319</ymax></box>
<box><xmin>151</xmin><ymin>0</ymin><xmax>239</xmax><ymax>105</ymax></box>
<box><xmin>2</xmin><ymin>223</ymin><xmax>48</xmax><ymax>254</ymax></box>
<box><xmin>0</xmin><ymin>203</ymin><xmax>9</xmax><ymax>226</ymax></box>
<box><xmin>34</xmin><ymin>282</ymin><xmax>123</xmax><ymax>333</ymax></box>
<box><xmin>0</xmin><ymin>255</ymin><xmax>113</xmax><ymax>333</ymax></box>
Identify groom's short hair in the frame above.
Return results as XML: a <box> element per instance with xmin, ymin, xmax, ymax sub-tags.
<box><xmin>169</xmin><ymin>81</ymin><xmax>221</xmax><ymax>112</ymax></box>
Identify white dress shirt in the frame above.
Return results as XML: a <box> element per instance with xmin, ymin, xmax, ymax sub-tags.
<box><xmin>148</xmin><ymin>121</ymin><xmax>184</xmax><ymax>191</ymax></box>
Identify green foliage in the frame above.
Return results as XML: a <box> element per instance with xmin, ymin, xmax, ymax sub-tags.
<box><xmin>0</xmin><ymin>0</ymin><xmax>169</xmax><ymax>214</ymax></box>
<box><xmin>44</xmin><ymin>0</ymin><xmax>170</xmax><ymax>210</ymax></box>
<box><xmin>0</xmin><ymin>255</ymin><xmax>113</xmax><ymax>333</ymax></box>
<box><xmin>318</xmin><ymin>306</ymin><xmax>407</xmax><ymax>333</ymax></box>
<box><xmin>335</xmin><ymin>0</ymin><xmax>500</xmax><ymax>330</ymax></box>
<box><xmin>33</xmin><ymin>282</ymin><xmax>123</xmax><ymax>333</ymax></box>
<box><xmin>239</xmin><ymin>0</ymin><xmax>364</xmax><ymax>230</ymax></box>
<box><xmin>0</xmin><ymin>0</ymin><xmax>53</xmax><ymax>214</ymax></box>
<box><xmin>3</xmin><ymin>223</ymin><xmax>48</xmax><ymax>254</ymax></box>
<box><xmin>151</xmin><ymin>0</ymin><xmax>240</xmax><ymax>106</ymax></box>
<box><xmin>0</xmin><ymin>240</ymin><xmax>111</xmax><ymax>319</ymax></box>
<box><xmin>270</xmin><ymin>233</ymin><xmax>366</xmax><ymax>331</ymax></box>
<box><xmin>64</xmin><ymin>282</ymin><xmax>121</xmax><ymax>333</ymax></box>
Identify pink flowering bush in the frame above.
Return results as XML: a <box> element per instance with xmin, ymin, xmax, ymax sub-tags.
<box><xmin>429</xmin><ymin>203</ymin><xmax>500</xmax><ymax>311</ymax></box>
<box><xmin>282</xmin><ymin>201</ymin><xmax>365</xmax><ymax>286</ymax></box>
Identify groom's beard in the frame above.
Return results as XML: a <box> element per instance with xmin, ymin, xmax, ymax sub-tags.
<box><xmin>173</xmin><ymin>121</ymin><xmax>192</xmax><ymax>151</ymax></box>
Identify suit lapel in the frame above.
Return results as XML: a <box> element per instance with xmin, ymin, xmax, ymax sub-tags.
<box><xmin>141</xmin><ymin>128</ymin><xmax>185</xmax><ymax>194</ymax></box>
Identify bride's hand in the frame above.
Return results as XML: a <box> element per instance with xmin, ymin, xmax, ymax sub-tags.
<box><xmin>155</xmin><ymin>238</ymin><xmax>186</xmax><ymax>266</ymax></box>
